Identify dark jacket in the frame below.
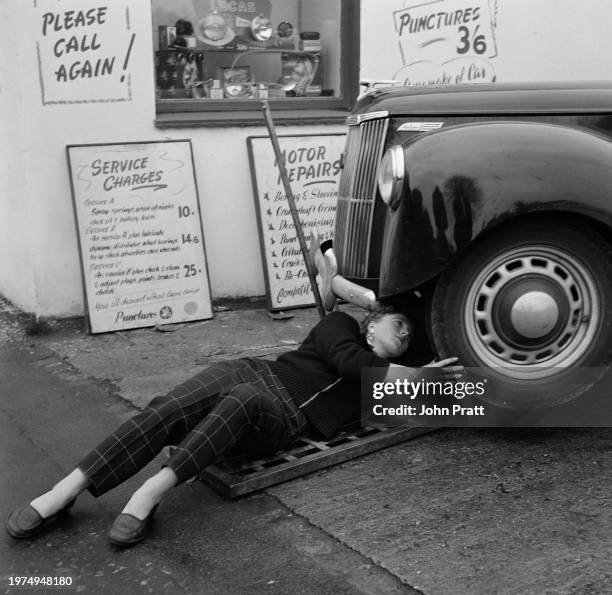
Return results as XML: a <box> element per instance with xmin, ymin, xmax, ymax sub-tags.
<box><xmin>268</xmin><ymin>311</ymin><xmax>389</xmax><ymax>438</ymax></box>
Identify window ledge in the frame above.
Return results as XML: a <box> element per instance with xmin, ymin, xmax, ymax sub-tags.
<box><xmin>155</xmin><ymin>109</ymin><xmax>350</xmax><ymax>128</ymax></box>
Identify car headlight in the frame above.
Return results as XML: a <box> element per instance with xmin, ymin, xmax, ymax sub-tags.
<box><xmin>377</xmin><ymin>145</ymin><xmax>405</xmax><ymax>210</ymax></box>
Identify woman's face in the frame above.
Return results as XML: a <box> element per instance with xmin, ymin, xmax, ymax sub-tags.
<box><xmin>367</xmin><ymin>313</ymin><xmax>413</xmax><ymax>359</ymax></box>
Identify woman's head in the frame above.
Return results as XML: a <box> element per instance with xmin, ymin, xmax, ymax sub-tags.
<box><xmin>361</xmin><ymin>303</ymin><xmax>413</xmax><ymax>359</ymax></box>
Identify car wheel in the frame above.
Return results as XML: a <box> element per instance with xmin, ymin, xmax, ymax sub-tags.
<box><xmin>430</xmin><ymin>220</ymin><xmax>612</xmax><ymax>409</ymax></box>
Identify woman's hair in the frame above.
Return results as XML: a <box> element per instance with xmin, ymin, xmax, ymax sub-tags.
<box><xmin>359</xmin><ymin>302</ymin><xmax>409</xmax><ymax>334</ymax></box>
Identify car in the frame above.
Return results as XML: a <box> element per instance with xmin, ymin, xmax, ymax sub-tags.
<box><xmin>333</xmin><ymin>81</ymin><xmax>612</xmax><ymax>409</ymax></box>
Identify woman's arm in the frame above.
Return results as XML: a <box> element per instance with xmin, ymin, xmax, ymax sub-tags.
<box><xmin>384</xmin><ymin>358</ymin><xmax>464</xmax><ymax>381</ymax></box>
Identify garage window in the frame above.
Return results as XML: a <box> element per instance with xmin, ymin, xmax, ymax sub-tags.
<box><xmin>152</xmin><ymin>0</ymin><xmax>359</xmax><ymax>125</ymax></box>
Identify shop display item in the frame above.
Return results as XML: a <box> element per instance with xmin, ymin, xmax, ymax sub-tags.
<box><xmin>209</xmin><ymin>79</ymin><xmax>224</xmax><ymax>99</ymax></box>
<box><xmin>277</xmin><ymin>21</ymin><xmax>297</xmax><ymax>49</ymax></box>
<box><xmin>158</xmin><ymin>26</ymin><xmax>176</xmax><ymax>50</ymax></box>
<box><xmin>251</xmin><ymin>15</ymin><xmax>273</xmax><ymax>41</ymax></box>
<box><xmin>174</xmin><ymin>19</ymin><xmax>196</xmax><ymax>48</ymax></box>
<box><xmin>182</xmin><ymin>53</ymin><xmax>206</xmax><ymax>98</ymax></box>
<box><xmin>175</xmin><ymin>19</ymin><xmax>193</xmax><ymax>36</ymax></box>
<box><xmin>280</xmin><ymin>52</ymin><xmax>322</xmax><ymax>96</ymax></box>
<box><xmin>277</xmin><ymin>22</ymin><xmax>294</xmax><ymax>38</ymax></box>
<box><xmin>156</xmin><ymin>3</ymin><xmax>328</xmax><ymax>101</ymax></box>
<box><xmin>196</xmin><ymin>11</ymin><xmax>236</xmax><ymax>47</ymax></box>
<box><xmin>217</xmin><ymin>65</ymin><xmax>253</xmax><ymax>98</ymax></box>
<box><xmin>156</xmin><ymin>50</ymin><xmax>205</xmax><ymax>99</ymax></box>
<box><xmin>300</xmin><ymin>31</ymin><xmax>321</xmax><ymax>52</ymax></box>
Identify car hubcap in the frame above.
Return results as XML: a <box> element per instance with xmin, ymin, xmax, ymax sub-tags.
<box><xmin>510</xmin><ymin>291</ymin><xmax>559</xmax><ymax>338</ymax></box>
<box><xmin>464</xmin><ymin>245</ymin><xmax>599</xmax><ymax>379</ymax></box>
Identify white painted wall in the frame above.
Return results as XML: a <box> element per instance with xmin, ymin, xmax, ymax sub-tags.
<box><xmin>1</xmin><ymin>0</ymin><xmax>610</xmax><ymax>317</ymax></box>
<box><xmin>360</xmin><ymin>0</ymin><xmax>612</xmax><ymax>85</ymax></box>
<box><xmin>0</xmin><ymin>1</ymin><xmax>36</xmax><ymax>309</ymax></box>
<box><xmin>0</xmin><ymin>0</ymin><xmax>343</xmax><ymax>317</ymax></box>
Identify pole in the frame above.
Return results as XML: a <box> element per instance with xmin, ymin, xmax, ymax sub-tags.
<box><xmin>261</xmin><ymin>100</ymin><xmax>326</xmax><ymax>319</ymax></box>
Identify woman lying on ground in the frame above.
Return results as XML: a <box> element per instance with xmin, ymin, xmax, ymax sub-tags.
<box><xmin>6</xmin><ymin>303</ymin><xmax>462</xmax><ymax>547</ymax></box>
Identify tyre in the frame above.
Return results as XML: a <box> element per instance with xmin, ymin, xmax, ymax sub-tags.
<box><xmin>430</xmin><ymin>220</ymin><xmax>612</xmax><ymax>409</ymax></box>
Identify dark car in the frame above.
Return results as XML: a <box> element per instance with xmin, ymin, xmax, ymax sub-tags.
<box><xmin>333</xmin><ymin>81</ymin><xmax>612</xmax><ymax>409</ymax></box>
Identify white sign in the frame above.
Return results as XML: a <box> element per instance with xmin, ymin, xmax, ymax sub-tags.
<box><xmin>248</xmin><ymin>134</ymin><xmax>345</xmax><ymax>311</ymax></box>
<box><xmin>68</xmin><ymin>140</ymin><xmax>213</xmax><ymax>333</ymax></box>
<box><xmin>393</xmin><ymin>0</ymin><xmax>498</xmax><ymax>85</ymax></box>
<box><xmin>34</xmin><ymin>1</ymin><xmax>135</xmax><ymax>104</ymax></box>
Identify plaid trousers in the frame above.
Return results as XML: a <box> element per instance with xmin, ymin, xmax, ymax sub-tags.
<box><xmin>77</xmin><ymin>358</ymin><xmax>308</xmax><ymax>496</ymax></box>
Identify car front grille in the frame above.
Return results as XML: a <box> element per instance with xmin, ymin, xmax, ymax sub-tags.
<box><xmin>335</xmin><ymin>116</ymin><xmax>389</xmax><ymax>278</ymax></box>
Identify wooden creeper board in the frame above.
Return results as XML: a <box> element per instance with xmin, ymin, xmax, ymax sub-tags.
<box><xmin>200</xmin><ymin>423</ymin><xmax>434</xmax><ymax>498</ymax></box>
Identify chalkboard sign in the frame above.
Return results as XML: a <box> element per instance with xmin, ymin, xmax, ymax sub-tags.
<box><xmin>67</xmin><ymin>140</ymin><xmax>213</xmax><ymax>333</ymax></box>
<box><xmin>247</xmin><ymin>134</ymin><xmax>345</xmax><ymax>311</ymax></box>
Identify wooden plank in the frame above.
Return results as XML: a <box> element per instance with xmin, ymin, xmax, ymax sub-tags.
<box><xmin>200</xmin><ymin>424</ymin><xmax>435</xmax><ymax>498</ymax></box>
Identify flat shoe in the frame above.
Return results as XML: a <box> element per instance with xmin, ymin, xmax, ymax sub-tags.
<box><xmin>308</xmin><ymin>230</ymin><xmax>338</xmax><ymax>312</ymax></box>
<box><xmin>108</xmin><ymin>505</ymin><xmax>157</xmax><ymax>547</ymax></box>
<box><xmin>5</xmin><ymin>498</ymin><xmax>76</xmax><ymax>539</ymax></box>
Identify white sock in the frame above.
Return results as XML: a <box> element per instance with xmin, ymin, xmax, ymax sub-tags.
<box><xmin>120</xmin><ymin>468</ymin><xmax>177</xmax><ymax>520</ymax></box>
<box><xmin>30</xmin><ymin>469</ymin><xmax>88</xmax><ymax>518</ymax></box>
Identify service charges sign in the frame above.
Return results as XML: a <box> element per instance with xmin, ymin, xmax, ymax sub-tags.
<box><xmin>68</xmin><ymin>140</ymin><xmax>213</xmax><ymax>333</ymax></box>
<box><xmin>247</xmin><ymin>134</ymin><xmax>345</xmax><ymax>311</ymax></box>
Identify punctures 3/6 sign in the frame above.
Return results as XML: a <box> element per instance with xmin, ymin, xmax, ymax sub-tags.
<box><xmin>67</xmin><ymin>140</ymin><xmax>213</xmax><ymax>333</ymax></box>
<box><xmin>247</xmin><ymin>134</ymin><xmax>345</xmax><ymax>311</ymax></box>
<box><xmin>34</xmin><ymin>1</ymin><xmax>136</xmax><ymax>104</ymax></box>
<box><xmin>393</xmin><ymin>0</ymin><xmax>498</xmax><ymax>86</ymax></box>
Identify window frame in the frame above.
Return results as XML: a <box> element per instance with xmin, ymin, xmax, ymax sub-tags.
<box><xmin>154</xmin><ymin>0</ymin><xmax>360</xmax><ymax>125</ymax></box>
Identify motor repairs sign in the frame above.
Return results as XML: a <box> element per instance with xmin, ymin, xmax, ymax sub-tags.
<box><xmin>68</xmin><ymin>140</ymin><xmax>212</xmax><ymax>333</ymax></box>
<box><xmin>247</xmin><ymin>134</ymin><xmax>345</xmax><ymax>311</ymax></box>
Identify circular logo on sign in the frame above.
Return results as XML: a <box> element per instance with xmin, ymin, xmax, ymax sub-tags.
<box><xmin>159</xmin><ymin>306</ymin><xmax>173</xmax><ymax>320</ymax></box>
<box><xmin>184</xmin><ymin>301</ymin><xmax>198</xmax><ymax>315</ymax></box>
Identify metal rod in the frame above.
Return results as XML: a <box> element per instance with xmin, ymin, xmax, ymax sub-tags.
<box><xmin>261</xmin><ymin>100</ymin><xmax>326</xmax><ymax>319</ymax></box>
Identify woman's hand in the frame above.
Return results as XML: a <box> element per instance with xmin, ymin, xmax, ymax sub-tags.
<box><xmin>425</xmin><ymin>356</ymin><xmax>464</xmax><ymax>380</ymax></box>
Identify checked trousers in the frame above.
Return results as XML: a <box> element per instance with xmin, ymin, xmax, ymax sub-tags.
<box><xmin>77</xmin><ymin>358</ymin><xmax>308</xmax><ymax>496</ymax></box>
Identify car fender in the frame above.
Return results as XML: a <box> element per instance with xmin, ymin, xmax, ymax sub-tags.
<box><xmin>379</xmin><ymin>121</ymin><xmax>612</xmax><ymax>297</ymax></box>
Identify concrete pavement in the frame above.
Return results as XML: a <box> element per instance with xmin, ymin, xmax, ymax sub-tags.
<box><xmin>1</xmin><ymin>299</ymin><xmax>413</xmax><ymax>595</ymax></box>
<box><xmin>2</xmin><ymin>297</ymin><xmax>611</xmax><ymax>594</ymax></box>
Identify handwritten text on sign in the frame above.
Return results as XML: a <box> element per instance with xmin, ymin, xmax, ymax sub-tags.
<box><xmin>35</xmin><ymin>1</ymin><xmax>135</xmax><ymax>104</ymax></box>
<box><xmin>393</xmin><ymin>0</ymin><xmax>498</xmax><ymax>86</ymax></box>
<box><xmin>68</xmin><ymin>141</ymin><xmax>212</xmax><ymax>333</ymax></box>
<box><xmin>248</xmin><ymin>134</ymin><xmax>345</xmax><ymax>311</ymax></box>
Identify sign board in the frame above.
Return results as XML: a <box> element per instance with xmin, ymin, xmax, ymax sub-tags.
<box><xmin>34</xmin><ymin>0</ymin><xmax>135</xmax><ymax>105</ymax></box>
<box><xmin>67</xmin><ymin>140</ymin><xmax>213</xmax><ymax>333</ymax></box>
<box><xmin>247</xmin><ymin>134</ymin><xmax>345</xmax><ymax>311</ymax></box>
<box><xmin>392</xmin><ymin>0</ymin><xmax>498</xmax><ymax>85</ymax></box>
